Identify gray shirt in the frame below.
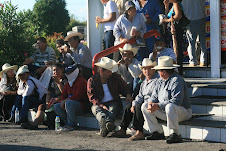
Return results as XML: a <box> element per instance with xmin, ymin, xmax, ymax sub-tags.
<box><xmin>132</xmin><ymin>73</ymin><xmax>159</xmax><ymax>106</ymax></box>
<box><xmin>71</xmin><ymin>43</ymin><xmax>92</xmax><ymax>69</ymax></box>
<box><xmin>150</xmin><ymin>73</ymin><xmax>191</xmax><ymax>111</ymax></box>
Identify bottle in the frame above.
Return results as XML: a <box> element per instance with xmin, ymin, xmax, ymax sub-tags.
<box><xmin>55</xmin><ymin>116</ymin><xmax>60</xmax><ymax>131</ymax></box>
<box><xmin>15</xmin><ymin>108</ymin><xmax>19</xmax><ymax>123</ymax></box>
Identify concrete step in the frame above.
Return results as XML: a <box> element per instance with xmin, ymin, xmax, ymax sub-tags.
<box><xmin>183</xmin><ymin>64</ymin><xmax>226</xmax><ymax>78</ymax></box>
<box><xmin>185</xmin><ymin>78</ymin><xmax>226</xmax><ymax>97</ymax></box>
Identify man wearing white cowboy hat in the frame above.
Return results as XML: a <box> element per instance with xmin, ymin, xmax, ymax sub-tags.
<box><xmin>117</xmin><ymin>43</ymin><xmax>141</xmax><ymax>91</ymax></box>
<box><xmin>141</xmin><ymin>56</ymin><xmax>192</xmax><ymax>144</ymax></box>
<box><xmin>0</xmin><ymin>63</ymin><xmax>18</xmax><ymax>121</ymax></box>
<box><xmin>65</xmin><ymin>31</ymin><xmax>92</xmax><ymax>80</ymax></box>
<box><xmin>111</xmin><ymin>58</ymin><xmax>159</xmax><ymax>141</ymax></box>
<box><xmin>87</xmin><ymin>57</ymin><xmax>133</xmax><ymax>137</ymax></box>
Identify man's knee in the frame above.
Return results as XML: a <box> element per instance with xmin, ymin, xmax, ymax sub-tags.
<box><xmin>165</xmin><ymin>103</ymin><xmax>177</xmax><ymax>114</ymax></box>
<box><xmin>54</xmin><ymin>103</ymin><xmax>61</xmax><ymax>113</ymax></box>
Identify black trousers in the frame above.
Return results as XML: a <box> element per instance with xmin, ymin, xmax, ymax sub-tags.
<box><xmin>0</xmin><ymin>95</ymin><xmax>16</xmax><ymax>120</ymax></box>
<box><xmin>176</xmin><ymin>28</ymin><xmax>184</xmax><ymax>76</ymax></box>
<box><xmin>120</xmin><ymin>103</ymin><xmax>144</xmax><ymax>132</ymax></box>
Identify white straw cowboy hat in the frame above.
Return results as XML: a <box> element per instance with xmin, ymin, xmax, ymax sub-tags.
<box><xmin>0</xmin><ymin>63</ymin><xmax>18</xmax><ymax>78</ymax></box>
<box><xmin>119</xmin><ymin>43</ymin><xmax>138</xmax><ymax>56</ymax></box>
<box><xmin>64</xmin><ymin>31</ymin><xmax>84</xmax><ymax>41</ymax></box>
<box><xmin>16</xmin><ymin>65</ymin><xmax>30</xmax><ymax>79</ymax></box>
<box><xmin>152</xmin><ymin>56</ymin><xmax>180</xmax><ymax>70</ymax></box>
<box><xmin>95</xmin><ymin>57</ymin><xmax>118</xmax><ymax>72</ymax></box>
<box><xmin>138</xmin><ymin>58</ymin><xmax>157</xmax><ymax>70</ymax></box>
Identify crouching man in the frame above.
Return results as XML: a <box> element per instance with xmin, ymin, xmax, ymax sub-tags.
<box><xmin>142</xmin><ymin>56</ymin><xmax>192</xmax><ymax>144</ymax></box>
<box><xmin>87</xmin><ymin>57</ymin><xmax>133</xmax><ymax>137</ymax></box>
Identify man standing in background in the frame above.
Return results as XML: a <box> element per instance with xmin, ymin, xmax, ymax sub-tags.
<box><xmin>182</xmin><ymin>0</ymin><xmax>206</xmax><ymax>67</ymax></box>
<box><xmin>96</xmin><ymin>0</ymin><xmax>119</xmax><ymax>59</ymax></box>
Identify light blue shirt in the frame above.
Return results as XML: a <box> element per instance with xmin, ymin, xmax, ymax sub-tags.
<box><xmin>132</xmin><ymin>73</ymin><xmax>159</xmax><ymax>106</ymax></box>
<box><xmin>150</xmin><ymin>73</ymin><xmax>191</xmax><ymax>111</ymax></box>
<box><xmin>113</xmin><ymin>13</ymin><xmax>146</xmax><ymax>43</ymax></box>
<box><xmin>71</xmin><ymin>43</ymin><xmax>92</xmax><ymax>69</ymax></box>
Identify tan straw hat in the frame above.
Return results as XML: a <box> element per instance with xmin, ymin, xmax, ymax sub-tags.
<box><xmin>138</xmin><ymin>58</ymin><xmax>157</xmax><ymax>70</ymax></box>
<box><xmin>95</xmin><ymin>57</ymin><xmax>118</xmax><ymax>72</ymax></box>
<box><xmin>119</xmin><ymin>43</ymin><xmax>138</xmax><ymax>56</ymax></box>
<box><xmin>64</xmin><ymin>31</ymin><xmax>84</xmax><ymax>41</ymax></box>
<box><xmin>152</xmin><ymin>56</ymin><xmax>180</xmax><ymax>70</ymax></box>
<box><xmin>0</xmin><ymin>63</ymin><xmax>18</xmax><ymax>78</ymax></box>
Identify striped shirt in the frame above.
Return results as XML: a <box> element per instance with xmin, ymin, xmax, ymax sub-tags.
<box><xmin>30</xmin><ymin>46</ymin><xmax>56</xmax><ymax>67</ymax></box>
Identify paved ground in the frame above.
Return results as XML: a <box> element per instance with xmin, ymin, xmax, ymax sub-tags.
<box><xmin>0</xmin><ymin>121</ymin><xmax>226</xmax><ymax>151</ymax></box>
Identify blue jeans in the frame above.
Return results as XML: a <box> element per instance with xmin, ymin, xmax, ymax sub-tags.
<box><xmin>91</xmin><ymin>101</ymin><xmax>119</xmax><ymax>123</ymax></box>
<box><xmin>137</xmin><ymin>36</ymin><xmax>155</xmax><ymax>61</ymax></box>
<box><xmin>186</xmin><ymin>18</ymin><xmax>206</xmax><ymax>64</ymax></box>
<box><xmin>11</xmin><ymin>95</ymin><xmax>44</xmax><ymax>120</ymax></box>
<box><xmin>103</xmin><ymin>30</ymin><xmax>115</xmax><ymax>59</ymax></box>
<box><xmin>54</xmin><ymin>100</ymin><xmax>82</xmax><ymax>127</ymax></box>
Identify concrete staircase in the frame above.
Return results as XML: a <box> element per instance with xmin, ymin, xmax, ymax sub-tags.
<box><xmin>73</xmin><ymin>66</ymin><xmax>226</xmax><ymax>143</ymax></box>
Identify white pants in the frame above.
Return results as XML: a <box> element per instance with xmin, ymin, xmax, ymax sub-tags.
<box><xmin>141</xmin><ymin>102</ymin><xmax>192</xmax><ymax>134</ymax></box>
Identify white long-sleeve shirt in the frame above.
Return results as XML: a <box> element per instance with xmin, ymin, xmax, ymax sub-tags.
<box><xmin>17</xmin><ymin>76</ymin><xmax>47</xmax><ymax>100</ymax></box>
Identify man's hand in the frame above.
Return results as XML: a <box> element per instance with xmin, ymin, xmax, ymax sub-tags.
<box><xmin>126</xmin><ymin>94</ymin><xmax>133</xmax><ymax>102</ymax></box>
<box><xmin>95</xmin><ymin>17</ymin><xmax>103</xmax><ymax>24</ymax></box>
<box><xmin>147</xmin><ymin>102</ymin><xmax>159</xmax><ymax>113</ymax></box>
<box><xmin>3</xmin><ymin>90</ymin><xmax>10</xmax><ymax>96</ymax></box>
<box><xmin>120</xmin><ymin>38</ymin><xmax>129</xmax><ymax>43</ymax></box>
<box><xmin>130</xmin><ymin>106</ymin><xmax>135</xmax><ymax>113</ymax></box>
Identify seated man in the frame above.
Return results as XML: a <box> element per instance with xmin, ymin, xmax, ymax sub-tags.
<box><xmin>117</xmin><ymin>43</ymin><xmax>141</xmax><ymax>91</ymax></box>
<box><xmin>55</xmin><ymin>39</ymin><xmax>74</xmax><ymax>68</ymax></box>
<box><xmin>11</xmin><ymin>65</ymin><xmax>47</xmax><ymax>128</ymax></box>
<box><xmin>23</xmin><ymin>37</ymin><xmax>56</xmax><ymax>77</ymax></box>
<box><xmin>87</xmin><ymin>57</ymin><xmax>133</xmax><ymax>137</ymax></box>
<box><xmin>111</xmin><ymin>58</ymin><xmax>159</xmax><ymax>141</ymax></box>
<box><xmin>149</xmin><ymin>38</ymin><xmax>176</xmax><ymax>63</ymax></box>
<box><xmin>65</xmin><ymin>31</ymin><xmax>93</xmax><ymax>80</ymax></box>
<box><xmin>54</xmin><ymin>64</ymin><xmax>89</xmax><ymax>131</ymax></box>
<box><xmin>142</xmin><ymin>56</ymin><xmax>192</xmax><ymax>144</ymax></box>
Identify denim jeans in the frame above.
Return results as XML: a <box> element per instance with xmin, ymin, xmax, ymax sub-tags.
<box><xmin>91</xmin><ymin>101</ymin><xmax>119</xmax><ymax>123</ymax></box>
<box><xmin>11</xmin><ymin>95</ymin><xmax>44</xmax><ymax>120</ymax></box>
<box><xmin>186</xmin><ymin>18</ymin><xmax>206</xmax><ymax>64</ymax></box>
<box><xmin>54</xmin><ymin>100</ymin><xmax>82</xmax><ymax>127</ymax></box>
<box><xmin>103</xmin><ymin>30</ymin><xmax>115</xmax><ymax>59</ymax></box>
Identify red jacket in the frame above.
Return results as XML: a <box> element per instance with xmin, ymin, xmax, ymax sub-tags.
<box><xmin>60</xmin><ymin>75</ymin><xmax>89</xmax><ymax>111</ymax></box>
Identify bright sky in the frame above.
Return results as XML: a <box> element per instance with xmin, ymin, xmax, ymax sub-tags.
<box><xmin>7</xmin><ymin>0</ymin><xmax>87</xmax><ymax>21</ymax></box>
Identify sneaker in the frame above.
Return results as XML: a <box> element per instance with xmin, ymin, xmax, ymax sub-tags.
<box><xmin>21</xmin><ymin>122</ymin><xmax>38</xmax><ymax>130</ymax></box>
<box><xmin>61</xmin><ymin>125</ymin><xmax>75</xmax><ymax>131</ymax></box>
<box><xmin>99</xmin><ymin>118</ymin><xmax>109</xmax><ymax>137</ymax></box>
<box><xmin>106</xmin><ymin>122</ymin><xmax>116</xmax><ymax>132</ymax></box>
<box><xmin>200</xmin><ymin>63</ymin><xmax>206</xmax><ymax>67</ymax></box>
<box><xmin>165</xmin><ymin>133</ymin><xmax>183</xmax><ymax>144</ymax></box>
<box><xmin>145</xmin><ymin>131</ymin><xmax>165</xmax><ymax>140</ymax></box>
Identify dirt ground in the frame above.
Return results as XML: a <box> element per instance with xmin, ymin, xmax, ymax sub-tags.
<box><xmin>0</xmin><ymin>121</ymin><xmax>226</xmax><ymax>151</ymax></box>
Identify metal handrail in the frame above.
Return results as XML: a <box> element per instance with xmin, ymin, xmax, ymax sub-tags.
<box><xmin>92</xmin><ymin>30</ymin><xmax>161</xmax><ymax>74</ymax></box>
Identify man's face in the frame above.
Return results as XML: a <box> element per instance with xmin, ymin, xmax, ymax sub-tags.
<box><xmin>100</xmin><ymin>69</ymin><xmax>112</xmax><ymax>79</ymax></box>
<box><xmin>142</xmin><ymin>66</ymin><xmax>155</xmax><ymax>80</ymax></box>
<box><xmin>37</xmin><ymin>40</ymin><xmax>47</xmax><ymax>50</ymax></box>
<box><xmin>154</xmin><ymin>41</ymin><xmax>165</xmax><ymax>52</ymax></box>
<box><xmin>68</xmin><ymin>37</ymin><xmax>79</xmax><ymax>49</ymax></box>
<box><xmin>122</xmin><ymin>51</ymin><xmax>133</xmax><ymax>61</ymax></box>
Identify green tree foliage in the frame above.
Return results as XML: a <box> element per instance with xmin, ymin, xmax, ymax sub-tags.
<box><xmin>66</xmin><ymin>14</ymin><xmax>87</xmax><ymax>32</ymax></box>
<box><xmin>33</xmin><ymin>0</ymin><xmax>70</xmax><ymax>35</ymax></box>
<box><xmin>0</xmin><ymin>2</ymin><xmax>36</xmax><ymax>66</ymax></box>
